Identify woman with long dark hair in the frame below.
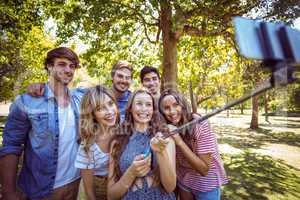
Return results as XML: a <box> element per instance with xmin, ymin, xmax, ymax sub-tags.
<box><xmin>75</xmin><ymin>85</ymin><xmax>120</xmax><ymax>200</ymax></box>
<box><xmin>107</xmin><ymin>89</ymin><xmax>176</xmax><ymax>200</ymax></box>
<box><xmin>159</xmin><ymin>89</ymin><xmax>228</xmax><ymax>200</ymax></box>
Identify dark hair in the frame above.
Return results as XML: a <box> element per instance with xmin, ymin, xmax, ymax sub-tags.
<box><xmin>44</xmin><ymin>47</ymin><xmax>80</xmax><ymax>71</ymax></box>
<box><xmin>140</xmin><ymin>66</ymin><xmax>160</xmax><ymax>83</ymax></box>
<box><xmin>158</xmin><ymin>89</ymin><xmax>193</xmax><ymax>147</ymax></box>
<box><xmin>111</xmin><ymin>60</ymin><xmax>133</xmax><ymax>78</ymax></box>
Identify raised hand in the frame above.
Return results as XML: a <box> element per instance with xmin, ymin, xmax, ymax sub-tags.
<box><xmin>150</xmin><ymin>132</ymin><xmax>169</xmax><ymax>153</ymax></box>
<box><xmin>167</xmin><ymin>124</ymin><xmax>184</xmax><ymax>146</ymax></box>
<box><xmin>27</xmin><ymin>83</ymin><xmax>45</xmax><ymax>97</ymax></box>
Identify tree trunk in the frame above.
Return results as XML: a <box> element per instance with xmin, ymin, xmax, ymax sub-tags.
<box><xmin>189</xmin><ymin>81</ymin><xmax>197</xmax><ymax>113</ymax></box>
<box><xmin>264</xmin><ymin>92</ymin><xmax>269</xmax><ymax>122</ymax></box>
<box><xmin>250</xmin><ymin>95</ymin><xmax>259</xmax><ymax>129</ymax></box>
<box><xmin>160</xmin><ymin>0</ymin><xmax>177</xmax><ymax>90</ymax></box>
<box><xmin>226</xmin><ymin>95</ymin><xmax>229</xmax><ymax>117</ymax></box>
<box><xmin>240</xmin><ymin>103</ymin><xmax>244</xmax><ymax>115</ymax></box>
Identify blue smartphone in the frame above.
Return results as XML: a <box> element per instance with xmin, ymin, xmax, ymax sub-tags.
<box><xmin>143</xmin><ymin>147</ymin><xmax>151</xmax><ymax>158</ymax></box>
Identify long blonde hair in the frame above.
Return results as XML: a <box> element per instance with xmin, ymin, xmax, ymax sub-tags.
<box><xmin>80</xmin><ymin>85</ymin><xmax>120</xmax><ymax>154</ymax></box>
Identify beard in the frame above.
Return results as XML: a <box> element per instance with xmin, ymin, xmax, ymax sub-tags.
<box><xmin>52</xmin><ymin>72</ymin><xmax>73</xmax><ymax>86</ymax></box>
<box><xmin>113</xmin><ymin>82</ymin><xmax>128</xmax><ymax>93</ymax></box>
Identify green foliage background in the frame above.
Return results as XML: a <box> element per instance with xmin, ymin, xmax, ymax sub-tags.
<box><xmin>1</xmin><ymin>0</ymin><xmax>299</xmax><ymax>113</ymax></box>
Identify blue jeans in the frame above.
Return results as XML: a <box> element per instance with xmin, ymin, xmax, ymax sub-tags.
<box><xmin>177</xmin><ymin>181</ymin><xmax>221</xmax><ymax>200</ymax></box>
<box><xmin>193</xmin><ymin>187</ymin><xmax>221</xmax><ymax>200</ymax></box>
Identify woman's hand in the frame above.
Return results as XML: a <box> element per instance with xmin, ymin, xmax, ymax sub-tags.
<box><xmin>167</xmin><ymin>124</ymin><xmax>184</xmax><ymax>146</ymax></box>
<box><xmin>128</xmin><ymin>154</ymin><xmax>151</xmax><ymax>178</ymax></box>
<box><xmin>150</xmin><ymin>132</ymin><xmax>169</xmax><ymax>154</ymax></box>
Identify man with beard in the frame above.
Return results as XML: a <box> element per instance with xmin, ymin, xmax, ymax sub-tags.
<box><xmin>110</xmin><ymin>60</ymin><xmax>133</xmax><ymax>122</ymax></box>
<box><xmin>0</xmin><ymin>47</ymin><xmax>84</xmax><ymax>200</ymax></box>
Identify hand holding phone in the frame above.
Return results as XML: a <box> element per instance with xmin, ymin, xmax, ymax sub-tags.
<box><xmin>143</xmin><ymin>147</ymin><xmax>151</xmax><ymax>158</ymax></box>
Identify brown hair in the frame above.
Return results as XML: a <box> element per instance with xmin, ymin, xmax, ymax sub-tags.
<box><xmin>158</xmin><ymin>89</ymin><xmax>193</xmax><ymax>146</ymax></box>
<box><xmin>79</xmin><ymin>85</ymin><xmax>120</xmax><ymax>155</ymax></box>
<box><xmin>44</xmin><ymin>47</ymin><xmax>80</xmax><ymax>71</ymax></box>
<box><xmin>110</xmin><ymin>60</ymin><xmax>133</xmax><ymax>78</ymax></box>
<box><xmin>110</xmin><ymin>89</ymin><xmax>166</xmax><ymax>189</ymax></box>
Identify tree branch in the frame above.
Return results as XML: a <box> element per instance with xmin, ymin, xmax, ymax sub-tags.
<box><xmin>156</xmin><ymin>24</ymin><xmax>161</xmax><ymax>43</ymax></box>
<box><xmin>226</xmin><ymin>31</ymin><xmax>240</xmax><ymax>55</ymax></box>
<box><xmin>143</xmin><ymin>23</ymin><xmax>156</xmax><ymax>44</ymax></box>
<box><xmin>110</xmin><ymin>1</ymin><xmax>159</xmax><ymax>27</ymax></box>
<box><xmin>197</xmin><ymin>95</ymin><xmax>214</xmax><ymax>105</ymax></box>
<box><xmin>179</xmin><ymin>24</ymin><xmax>229</xmax><ymax>38</ymax></box>
<box><xmin>143</xmin><ymin>1</ymin><xmax>160</xmax><ymax>21</ymax></box>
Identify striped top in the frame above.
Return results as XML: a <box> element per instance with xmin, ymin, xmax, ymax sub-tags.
<box><xmin>176</xmin><ymin>121</ymin><xmax>228</xmax><ymax>192</ymax></box>
<box><xmin>75</xmin><ymin>143</ymin><xmax>109</xmax><ymax>176</ymax></box>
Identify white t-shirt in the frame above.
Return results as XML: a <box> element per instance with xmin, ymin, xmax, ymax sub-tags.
<box><xmin>75</xmin><ymin>143</ymin><xmax>110</xmax><ymax>176</ymax></box>
<box><xmin>54</xmin><ymin>104</ymin><xmax>80</xmax><ymax>189</ymax></box>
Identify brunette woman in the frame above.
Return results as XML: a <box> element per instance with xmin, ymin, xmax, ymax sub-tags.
<box><xmin>107</xmin><ymin>89</ymin><xmax>176</xmax><ymax>200</ymax></box>
<box><xmin>159</xmin><ymin>89</ymin><xmax>228</xmax><ymax>200</ymax></box>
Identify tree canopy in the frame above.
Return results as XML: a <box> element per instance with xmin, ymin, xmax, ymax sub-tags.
<box><xmin>0</xmin><ymin>0</ymin><xmax>299</xmax><ymax>128</ymax></box>
<box><xmin>44</xmin><ymin>0</ymin><xmax>299</xmax><ymax>88</ymax></box>
<box><xmin>0</xmin><ymin>0</ymin><xmax>53</xmax><ymax>100</ymax></box>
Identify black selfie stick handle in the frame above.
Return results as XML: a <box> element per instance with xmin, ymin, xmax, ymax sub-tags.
<box><xmin>163</xmin><ymin>63</ymin><xmax>297</xmax><ymax>139</ymax></box>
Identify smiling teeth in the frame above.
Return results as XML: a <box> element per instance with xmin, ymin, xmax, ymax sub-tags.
<box><xmin>106</xmin><ymin>115</ymin><xmax>115</xmax><ymax>120</ymax></box>
<box><xmin>138</xmin><ymin>114</ymin><xmax>148</xmax><ymax>118</ymax></box>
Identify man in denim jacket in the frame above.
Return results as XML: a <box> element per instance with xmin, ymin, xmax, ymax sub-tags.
<box><xmin>0</xmin><ymin>47</ymin><xmax>85</xmax><ymax>200</ymax></box>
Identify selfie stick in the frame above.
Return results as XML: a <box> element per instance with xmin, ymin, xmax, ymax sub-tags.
<box><xmin>163</xmin><ymin>16</ymin><xmax>300</xmax><ymax>139</ymax></box>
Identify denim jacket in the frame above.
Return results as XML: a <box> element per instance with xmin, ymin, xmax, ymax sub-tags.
<box><xmin>0</xmin><ymin>84</ymin><xmax>86</xmax><ymax>200</ymax></box>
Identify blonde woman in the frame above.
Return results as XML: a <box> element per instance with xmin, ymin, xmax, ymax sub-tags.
<box><xmin>75</xmin><ymin>85</ymin><xmax>120</xmax><ymax>200</ymax></box>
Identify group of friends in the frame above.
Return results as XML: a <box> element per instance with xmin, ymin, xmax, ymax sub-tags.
<box><xmin>0</xmin><ymin>47</ymin><xmax>228</xmax><ymax>200</ymax></box>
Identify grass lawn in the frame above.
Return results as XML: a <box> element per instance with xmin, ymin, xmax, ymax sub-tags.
<box><xmin>210</xmin><ymin>113</ymin><xmax>300</xmax><ymax>200</ymax></box>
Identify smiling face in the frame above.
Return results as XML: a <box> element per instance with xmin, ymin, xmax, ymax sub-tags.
<box><xmin>112</xmin><ymin>68</ymin><xmax>132</xmax><ymax>93</ymax></box>
<box><xmin>48</xmin><ymin>57</ymin><xmax>76</xmax><ymax>85</ymax></box>
<box><xmin>131</xmin><ymin>92</ymin><xmax>154</xmax><ymax>126</ymax></box>
<box><xmin>142</xmin><ymin>72</ymin><xmax>160</xmax><ymax>96</ymax></box>
<box><xmin>93</xmin><ymin>93</ymin><xmax>118</xmax><ymax>127</ymax></box>
<box><xmin>161</xmin><ymin>95</ymin><xmax>183</xmax><ymax>125</ymax></box>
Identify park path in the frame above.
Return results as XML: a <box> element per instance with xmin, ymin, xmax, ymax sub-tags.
<box><xmin>0</xmin><ymin>102</ymin><xmax>10</xmax><ymax>117</ymax></box>
<box><xmin>209</xmin><ymin>112</ymin><xmax>300</xmax><ymax>170</ymax></box>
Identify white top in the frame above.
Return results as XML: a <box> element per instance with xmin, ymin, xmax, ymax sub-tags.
<box><xmin>54</xmin><ymin>104</ymin><xmax>80</xmax><ymax>188</ymax></box>
<box><xmin>75</xmin><ymin>142</ymin><xmax>110</xmax><ymax>176</ymax></box>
